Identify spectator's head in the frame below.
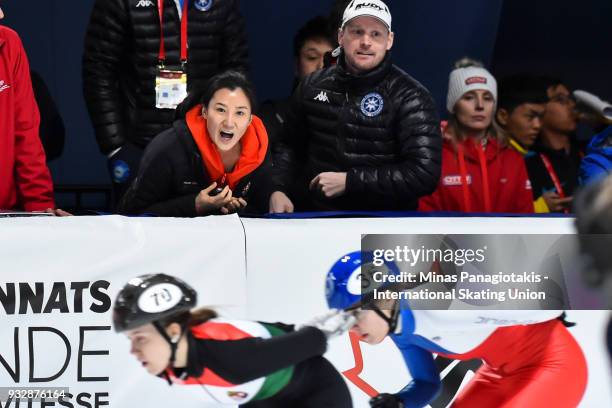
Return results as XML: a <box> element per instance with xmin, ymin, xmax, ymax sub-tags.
<box><xmin>338</xmin><ymin>0</ymin><xmax>394</xmax><ymax>75</ymax></box>
<box><xmin>496</xmin><ymin>74</ymin><xmax>548</xmax><ymax>149</ymax></box>
<box><xmin>294</xmin><ymin>16</ymin><xmax>334</xmax><ymax>79</ymax></box>
<box><xmin>447</xmin><ymin>58</ymin><xmax>498</xmax><ymax>137</ymax></box>
<box><xmin>351</xmin><ymin>303</ymin><xmax>397</xmax><ymax>345</ymax></box>
<box><xmin>199</xmin><ymin>71</ymin><xmax>256</xmax><ymax>153</ymax></box>
<box><xmin>541</xmin><ymin>77</ymin><xmax>578</xmax><ymax>136</ymax></box>
<box><xmin>575</xmin><ymin>174</ymin><xmax>612</xmax><ymax>305</ymax></box>
<box><xmin>0</xmin><ymin>7</ymin><xmax>3</xmax><ymax>19</ymax></box>
<box><xmin>326</xmin><ymin>251</ymin><xmax>401</xmax><ymax>345</ymax></box>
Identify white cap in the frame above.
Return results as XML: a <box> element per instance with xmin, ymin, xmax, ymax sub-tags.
<box><xmin>446</xmin><ymin>66</ymin><xmax>498</xmax><ymax>113</ymax></box>
<box><xmin>341</xmin><ymin>0</ymin><xmax>392</xmax><ymax>31</ymax></box>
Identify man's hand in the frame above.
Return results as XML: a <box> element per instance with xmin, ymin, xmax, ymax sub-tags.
<box><xmin>195</xmin><ymin>182</ymin><xmax>233</xmax><ymax>215</ymax></box>
<box><xmin>220</xmin><ymin>197</ymin><xmax>247</xmax><ymax>214</ymax></box>
<box><xmin>542</xmin><ymin>191</ymin><xmax>573</xmax><ymax>212</ymax></box>
<box><xmin>370</xmin><ymin>393</ymin><xmax>403</xmax><ymax>408</ymax></box>
<box><xmin>309</xmin><ymin>172</ymin><xmax>347</xmax><ymax>198</ymax></box>
<box><xmin>269</xmin><ymin>191</ymin><xmax>294</xmax><ymax>213</ymax></box>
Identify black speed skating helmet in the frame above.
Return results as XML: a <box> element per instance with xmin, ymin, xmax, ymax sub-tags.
<box><xmin>113</xmin><ymin>274</ymin><xmax>197</xmax><ymax>333</ymax></box>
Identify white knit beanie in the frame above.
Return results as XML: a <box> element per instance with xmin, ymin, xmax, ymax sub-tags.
<box><xmin>446</xmin><ymin>66</ymin><xmax>497</xmax><ymax>113</ymax></box>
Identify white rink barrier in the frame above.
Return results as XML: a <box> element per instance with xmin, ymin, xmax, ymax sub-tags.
<box><xmin>0</xmin><ymin>215</ymin><xmax>609</xmax><ymax>407</ymax></box>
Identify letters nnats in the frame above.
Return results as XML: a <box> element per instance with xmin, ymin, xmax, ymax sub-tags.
<box><xmin>0</xmin><ymin>282</ymin><xmax>111</xmax><ymax>315</ymax></box>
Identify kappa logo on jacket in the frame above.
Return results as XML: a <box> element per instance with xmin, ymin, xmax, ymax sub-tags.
<box><xmin>313</xmin><ymin>91</ymin><xmax>330</xmax><ymax>103</ymax></box>
<box><xmin>136</xmin><ymin>0</ymin><xmax>154</xmax><ymax>7</ymax></box>
<box><xmin>0</xmin><ymin>80</ymin><xmax>10</xmax><ymax>93</ymax></box>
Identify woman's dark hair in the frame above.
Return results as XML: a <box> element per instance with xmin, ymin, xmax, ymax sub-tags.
<box><xmin>176</xmin><ymin>70</ymin><xmax>256</xmax><ymax>118</ymax></box>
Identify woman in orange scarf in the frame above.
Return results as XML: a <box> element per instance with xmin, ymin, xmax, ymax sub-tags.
<box><xmin>119</xmin><ymin>71</ymin><xmax>276</xmax><ymax>216</ymax></box>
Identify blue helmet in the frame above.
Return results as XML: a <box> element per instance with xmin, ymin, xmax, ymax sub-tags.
<box><xmin>325</xmin><ymin>251</ymin><xmax>400</xmax><ymax>310</ymax></box>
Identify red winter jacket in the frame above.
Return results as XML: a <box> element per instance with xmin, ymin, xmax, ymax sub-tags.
<box><xmin>419</xmin><ymin>134</ymin><xmax>534</xmax><ymax>214</ymax></box>
<box><xmin>0</xmin><ymin>26</ymin><xmax>54</xmax><ymax>211</ymax></box>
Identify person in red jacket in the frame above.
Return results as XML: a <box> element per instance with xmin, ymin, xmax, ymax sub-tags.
<box><xmin>0</xmin><ymin>9</ymin><xmax>55</xmax><ymax>212</ymax></box>
<box><xmin>419</xmin><ymin>59</ymin><xmax>533</xmax><ymax>213</ymax></box>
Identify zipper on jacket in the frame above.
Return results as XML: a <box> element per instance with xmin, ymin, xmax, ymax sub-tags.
<box><xmin>338</xmin><ymin>91</ymin><xmax>351</xmax><ymax>168</ymax></box>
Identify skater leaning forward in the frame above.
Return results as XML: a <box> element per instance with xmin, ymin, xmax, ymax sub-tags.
<box><xmin>113</xmin><ymin>273</ymin><xmax>355</xmax><ymax>407</ymax></box>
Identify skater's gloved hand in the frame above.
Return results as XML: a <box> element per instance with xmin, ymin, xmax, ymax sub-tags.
<box><xmin>369</xmin><ymin>393</ymin><xmax>404</xmax><ymax>408</ymax></box>
<box><xmin>297</xmin><ymin>309</ymin><xmax>357</xmax><ymax>339</ymax></box>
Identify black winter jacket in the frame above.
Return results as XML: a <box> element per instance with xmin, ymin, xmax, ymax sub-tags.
<box><xmin>118</xmin><ymin>120</ymin><xmax>275</xmax><ymax>217</ymax></box>
<box><xmin>525</xmin><ymin>141</ymin><xmax>581</xmax><ymax>211</ymax></box>
<box><xmin>83</xmin><ymin>0</ymin><xmax>248</xmax><ymax>155</ymax></box>
<box><xmin>279</xmin><ymin>53</ymin><xmax>442</xmax><ymax>211</ymax></box>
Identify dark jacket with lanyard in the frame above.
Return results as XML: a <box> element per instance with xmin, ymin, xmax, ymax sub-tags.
<box><xmin>166</xmin><ymin>319</ymin><xmax>327</xmax><ymax>405</ymax></box>
<box><xmin>118</xmin><ymin>107</ymin><xmax>276</xmax><ymax>216</ymax></box>
<box><xmin>83</xmin><ymin>0</ymin><xmax>248</xmax><ymax>155</ymax></box>
<box><xmin>278</xmin><ymin>51</ymin><xmax>442</xmax><ymax>211</ymax></box>
<box><xmin>525</xmin><ymin>140</ymin><xmax>581</xmax><ymax>212</ymax></box>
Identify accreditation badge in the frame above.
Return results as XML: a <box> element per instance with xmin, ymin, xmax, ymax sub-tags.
<box><xmin>155</xmin><ymin>67</ymin><xmax>188</xmax><ymax>109</ymax></box>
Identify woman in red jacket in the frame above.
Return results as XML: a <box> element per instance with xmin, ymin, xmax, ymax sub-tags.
<box><xmin>0</xmin><ymin>11</ymin><xmax>55</xmax><ymax>212</ymax></box>
<box><xmin>419</xmin><ymin>59</ymin><xmax>534</xmax><ymax>213</ymax></box>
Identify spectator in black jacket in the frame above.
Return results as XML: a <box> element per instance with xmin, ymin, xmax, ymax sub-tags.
<box><xmin>258</xmin><ymin>16</ymin><xmax>334</xmax><ymax>214</ymax></box>
<box><xmin>82</xmin><ymin>0</ymin><xmax>248</xmax><ymax>207</ymax></box>
<box><xmin>259</xmin><ymin>16</ymin><xmax>334</xmax><ymax>144</ymax></box>
<box><xmin>525</xmin><ymin>77</ymin><xmax>580</xmax><ymax>213</ymax></box>
<box><xmin>270</xmin><ymin>0</ymin><xmax>442</xmax><ymax>212</ymax></box>
<box><xmin>119</xmin><ymin>71</ymin><xmax>275</xmax><ymax>217</ymax></box>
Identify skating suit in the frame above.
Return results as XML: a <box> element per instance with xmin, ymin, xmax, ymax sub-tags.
<box><xmin>164</xmin><ymin>318</ymin><xmax>351</xmax><ymax>408</ymax></box>
<box><xmin>389</xmin><ymin>305</ymin><xmax>587</xmax><ymax>407</ymax></box>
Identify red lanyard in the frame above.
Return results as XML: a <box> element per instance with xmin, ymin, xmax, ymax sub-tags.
<box><xmin>158</xmin><ymin>0</ymin><xmax>189</xmax><ymax>65</ymax></box>
<box><xmin>457</xmin><ymin>144</ymin><xmax>472</xmax><ymax>213</ymax></box>
<box><xmin>540</xmin><ymin>153</ymin><xmax>569</xmax><ymax>213</ymax></box>
<box><xmin>457</xmin><ymin>140</ymin><xmax>492</xmax><ymax>213</ymax></box>
<box><xmin>476</xmin><ymin>142</ymin><xmax>492</xmax><ymax>212</ymax></box>
<box><xmin>539</xmin><ymin>154</ymin><xmax>566</xmax><ymax>197</ymax></box>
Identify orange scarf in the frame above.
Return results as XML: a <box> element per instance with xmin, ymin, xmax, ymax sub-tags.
<box><xmin>186</xmin><ymin>105</ymin><xmax>268</xmax><ymax>190</ymax></box>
